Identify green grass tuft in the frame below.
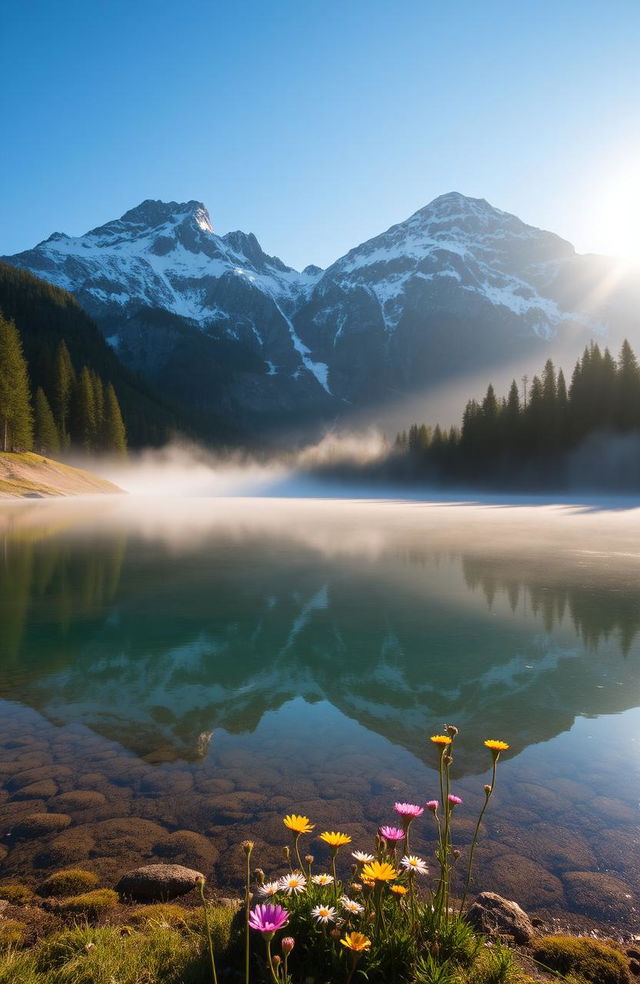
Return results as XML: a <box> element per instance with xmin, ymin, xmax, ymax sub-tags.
<box><xmin>57</xmin><ymin>889</ymin><xmax>119</xmax><ymax>920</ymax></box>
<box><xmin>129</xmin><ymin>903</ymin><xmax>192</xmax><ymax>929</ymax></box>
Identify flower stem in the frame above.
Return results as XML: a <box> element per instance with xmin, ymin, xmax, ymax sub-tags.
<box><xmin>331</xmin><ymin>849</ymin><xmax>339</xmax><ymax>903</ymax></box>
<box><xmin>199</xmin><ymin>879</ymin><xmax>219</xmax><ymax>984</ymax></box>
<box><xmin>409</xmin><ymin>870</ymin><xmax>417</xmax><ymax>930</ymax></box>
<box><xmin>244</xmin><ymin>853</ymin><xmax>251</xmax><ymax>984</ymax></box>
<box><xmin>434</xmin><ymin>748</ymin><xmax>446</xmax><ymax>919</ymax></box>
<box><xmin>346</xmin><ymin>952</ymin><xmax>360</xmax><ymax>984</ymax></box>
<box><xmin>265</xmin><ymin>936</ymin><xmax>279</xmax><ymax>984</ymax></box>
<box><xmin>459</xmin><ymin>756</ymin><xmax>497</xmax><ymax>915</ymax></box>
<box><xmin>294</xmin><ymin>833</ymin><xmax>304</xmax><ymax>874</ymax></box>
<box><xmin>443</xmin><ymin>760</ymin><xmax>451</xmax><ymax>924</ymax></box>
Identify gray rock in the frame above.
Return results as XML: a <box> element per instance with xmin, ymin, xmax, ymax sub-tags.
<box><xmin>466</xmin><ymin>891</ymin><xmax>535</xmax><ymax>943</ymax></box>
<box><xmin>115</xmin><ymin>863</ymin><xmax>204</xmax><ymax>901</ymax></box>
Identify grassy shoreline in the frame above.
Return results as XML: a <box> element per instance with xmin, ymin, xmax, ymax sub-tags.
<box><xmin>0</xmin><ymin>882</ymin><xmax>635</xmax><ymax>984</ymax></box>
<box><xmin>0</xmin><ymin>453</ymin><xmax>122</xmax><ymax>498</ymax></box>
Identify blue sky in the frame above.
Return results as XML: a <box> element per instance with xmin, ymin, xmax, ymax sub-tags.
<box><xmin>2</xmin><ymin>0</ymin><xmax>640</xmax><ymax>268</ymax></box>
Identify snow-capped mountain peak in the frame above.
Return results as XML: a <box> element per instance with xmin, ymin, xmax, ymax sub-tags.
<box><xmin>4</xmin><ymin>191</ymin><xmax>635</xmax><ymax>439</ymax></box>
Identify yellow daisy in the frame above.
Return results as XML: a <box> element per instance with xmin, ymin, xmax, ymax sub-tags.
<box><xmin>390</xmin><ymin>884</ymin><xmax>408</xmax><ymax>895</ymax></box>
<box><xmin>484</xmin><ymin>740</ymin><xmax>509</xmax><ymax>762</ymax></box>
<box><xmin>430</xmin><ymin>734</ymin><xmax>452</xmax><ymax>747</ymax></box>
<box><xmin>320</xmin><ymin>831</ymin><xmax>352</xmax><ymax>847</ymax></box>
<box><xmin>360</xmin><ymin>860</ymin><xmax>399</xmax><ymax>882</ymax></box>
<box><xmin>340</xmin><ymin>931</ymin><xmax>371</xmax><ymax>952</ymax></box>
<box><xmin>283</xmin><ymin>814</ymin><xmax>315</xmax><ymax>834</ymax></box>
<box><xmin>484</xmin><ymin>740</ymin><xmax>509</xmax><ymax>752</ymax></box>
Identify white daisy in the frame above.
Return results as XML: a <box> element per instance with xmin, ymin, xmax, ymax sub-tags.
<box><xmin>340</xmin><ymin>896</ymin><xmax>364</xmax><ymax>914</ymax></box>
<box><xmin>278</xmin><ymin>872</ymin><xmax>307</xmax><ymax>895</ymax></box>
<box><xmin>258</xmin><ymin>880</ymin><xmax>282</xmax><ymax>897</ymax></box>
<box><xmin>311</xmin><ymin>904</ymin><xmax>337</xmax><ymax>923</ymax></box>
<box><xmin>352</xmin><ymin>851</ymin><xmax>374</xmax><ymax>863</ymax></box>
<box><xmin>311</xmin><ymin>873</ymin><xmax>334</xmax><ymax>886</ymax></box>
<box><xmin>400</xmin><ymin>855</ymin><xmax>429</xmax><ymax>875</ymax></box>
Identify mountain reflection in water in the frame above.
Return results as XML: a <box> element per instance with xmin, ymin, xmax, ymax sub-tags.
<box><xmin>0</xmin><ymin>497</ymin><xmax>639</xmax><ymax>927</ymax></box>
<box><xmin>1</xmin><ymin>498</ymin><xmax>639</xmax><ymax>765</ymax></box>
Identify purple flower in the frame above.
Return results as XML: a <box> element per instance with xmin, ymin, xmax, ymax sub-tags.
<box><xmin>425</xmin><ymin>800</ymin><xmax>439</xmax><ymax>812</ymax></box>
<box><xmin>447</xmin><ymin>794</ymin><xmax>462</xmax><ymax>807</ymax></box>
<box><xmin>394</xmin><ymin>802</ymin><xmax>424</xmax><ymax>818</ymax></box>
<box><xmin>248</xmin><ymin>904</ymin><xmax>289</xmax><ymax>934</ymax></box>
<box><xmin>379</xmin><ymin>825</ymin><xmax>405</xmax><ymax>841</ymax></box>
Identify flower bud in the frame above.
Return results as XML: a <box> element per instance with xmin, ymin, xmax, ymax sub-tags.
<box><xmin>273</xmin><ymin>955</ymin><xmax>281</xmax><ymax>967</ymax></box>
<box><xmin>304</xmin><ymin>855</ymin><xmax>314</xmax><ymax>864</ymax></box>
<box><xmin>453</xmin><ymin>849</ymin><xmax>461</xmax><ymax>859</ymax></box>
<box><xmin>281</xmin><ymin>937</ymin><xmax>295</xmax><ymax>955</ymax></box>
<box><xmin>283</xmin><ymin>845</ymin><xmax>290</xmax><ymax>861</ymax></box>
<box><xmin>484</xmin><ymin>784</ymin><xmax>492</xmax><ymax>796</ymax></box>
<box><xmin>242</xmin><ymin>840</ymin><xmax>254</xmax><ymax>855</ymax></box>
<box><xmin>254</xmin><ymin>868</ymin><xmax>265</xmax><ymax>885</ymax></box>
<box><xmin>446</xmin><ymin>724</ymin><xmax>459</xmax><ymax>736</ymax></box>
<box><xmin>330</xmin><ymin>927</ymin><xmax>341</xmax><ymax>939</ymax></box>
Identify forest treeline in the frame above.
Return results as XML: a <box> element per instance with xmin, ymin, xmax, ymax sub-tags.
<box><xmin>0</xmin><ymin>313</ymin><xmax>127</xmax><ymax>456</ymax></box>
<box><xmin>397</xmin><ymin>340</ymin><xmax>640</xmax><ymax>484</ymax></box>
<box><xmin>0</xmin><ymin>263</ymin><xmax>178</xmax><ymax>448</ymax></box>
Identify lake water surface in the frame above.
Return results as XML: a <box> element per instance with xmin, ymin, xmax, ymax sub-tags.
<box><xmin>0</xmin><ymin>496</ymin><xmax>639</xmax><ymax>929</ymax></box>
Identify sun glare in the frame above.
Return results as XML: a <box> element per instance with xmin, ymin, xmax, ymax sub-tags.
<box><xmin>594</xmin><ymin>165</ymin><xmax>640</xmax><ymax>265</ymax></box>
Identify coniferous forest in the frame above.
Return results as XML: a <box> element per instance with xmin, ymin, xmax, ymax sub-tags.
<box><xmin>397</xmin><ymin>340</ymin><xmax>640</xmax><ymax>488</ymax></box>
<box><xmin>0</xmin><ymin>313</ymin><xmax>127</xmax><ymax>456</ymax></box>
<box><xmin>0</xmin><ymin>263</ymin><xmax>179</xmax><ymax>453</ymax></box>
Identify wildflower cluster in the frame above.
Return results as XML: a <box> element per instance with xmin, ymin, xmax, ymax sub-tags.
<box><xmin>212</xmin><ymin>727</ymin><xmax>509</xmax><ymax>984</ymax></box>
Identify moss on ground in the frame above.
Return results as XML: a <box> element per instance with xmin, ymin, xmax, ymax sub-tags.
<box><xmin>0</xmin><ymin>884</ymin><xmax>35</xmax><ymax>905</ymax></box>
<box><xmin>532</xmin><ymin>934</ymin><xmax>630</xmax><ymax>984</ymax></box>
<box><xmin>0</xmin><ymin>920</ymin><xmax>28</xmax><ymax>951</ymax></box>
<box><xmin>39</xmin><ymin>871</ymin><xmax>100</xmax><ymax>898</ymax></box>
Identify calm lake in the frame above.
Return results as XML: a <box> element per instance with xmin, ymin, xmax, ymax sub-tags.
<box><xmin>0</xmin><ymin>495</ymin><xmax>639</xmax><ymax>929</ymax></box>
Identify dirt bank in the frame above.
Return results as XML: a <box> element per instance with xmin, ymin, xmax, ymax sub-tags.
<box><xmin>0</xmin><ymin>452</ymin><xmax>123</xmax><ymax>498</ymax></box>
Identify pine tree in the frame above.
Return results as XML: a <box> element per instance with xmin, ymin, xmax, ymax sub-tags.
<box><xmin>542</xmin><ymin>359</ymin><xmax>557</xmax><ymax>405</ymax></box>
<box><xmin>92</xmin><ymin>373</ymin><xmax>105</xmax><ymax>450</ymax></box>
<box><xmin>506</xmin><ymin>380</ymin><xmax>520</xmax><ymax>418</ymax></box>
<box><xmin>73</xmin><ymin>366</ymin><xmax>97</xmax><ymax>452</ymax></box>
<box><xmin>615</xmin><ymin>339</ymin><xmax>640</xmax><ymax>430</ymax></box>
<box><xmin>0</xmin><ymin>315</ymin><xmax>33</xmax><ymax>452</ymax></box>
<box><xmin>504</xmin><ymin>379</ymin><xmax>521</xmax><ymax>452</ymax></box>
<box><xmin>556</xmin><ymin>369</ymin><xmax>568</xmax><ymax>408</ymax></box>
<box><xmin>53</xmin><ymin>340</ymin><xmax>75</xmax><ymax>448</ymax></box>
<box><xmin>33</xmin><ymin>387</ymin><xmax>60</xmax><ymax>456</ymax></box>
<box><xmin>103</xmin><ymin>383</ymin><xmax>127</xmax><ymax>458</ymax></box>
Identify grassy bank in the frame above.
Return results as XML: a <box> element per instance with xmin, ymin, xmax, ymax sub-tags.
<box><xmin>0</xmin><ymin>453</ymin><xmax>122</xmax><ymax>498</ymax></box>
<box><xmin>0</xmin><ymin>890</ymin><xmax>634</xmax><ymax>984</ymax></box>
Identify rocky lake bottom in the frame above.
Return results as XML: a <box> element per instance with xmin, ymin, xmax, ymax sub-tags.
<box><xmin>0</xmin><ymin>496</ymin><xmax>639</xmax><ymax>932</ymax></box>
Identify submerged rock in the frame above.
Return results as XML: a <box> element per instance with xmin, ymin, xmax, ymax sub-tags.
<box><xmin>116</xmin><ymin>863</ymin><xmax>204</xmax><ymax>901</ymax></box>
<box><xmin>563</xmin><ymin>870</ymin><xmax>636</xmax><ymax>920</ymax></box>
<box><xmin>13</xmin><ymin>813</ymin><xmax>71</xmax><ymax>838</ymax></box>
<box><xmin>467</xmin><ymin>891</ymin><xmax>536</xmax><ymax>943</ymax></box>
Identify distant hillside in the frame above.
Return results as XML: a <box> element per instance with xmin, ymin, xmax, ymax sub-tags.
<box><xmin>0</xmin><ymin>452</ymin><xmax>122</xmax><ymax>498</ymax></box>
<box><xmin>0</xmin><ymin>262</ymin><xmax>180</xmax><ymax>448</ymax></box>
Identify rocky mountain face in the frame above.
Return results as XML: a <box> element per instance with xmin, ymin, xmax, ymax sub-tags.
<box><xmin>5</xmin><ymin>192</ymin><xmax>640</xmax><ymax>440</ymax></box>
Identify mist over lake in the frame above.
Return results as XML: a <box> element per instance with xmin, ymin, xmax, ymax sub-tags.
<box><xmin>1</xmin><ymin>493</ymin><xmax>638</xmax><ymax>929</ymax></box>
